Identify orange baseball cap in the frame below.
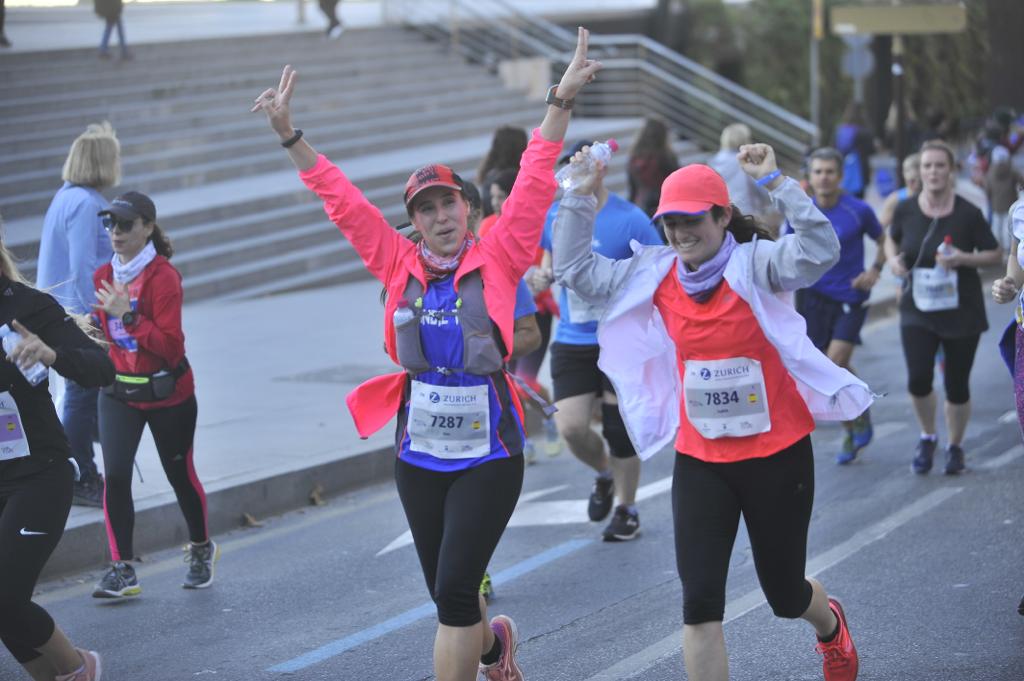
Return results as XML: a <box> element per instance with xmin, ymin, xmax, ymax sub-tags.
<box><xmin>404</xmin><ymin>164</ymin><xmax>464</xmax><ymax>207</ymax></box>
<box><xmin>652</xmin><ymin>165</ymin><xmax>730</xmax><ymax>219</ymax></box>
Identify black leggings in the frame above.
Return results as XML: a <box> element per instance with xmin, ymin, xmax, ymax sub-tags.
<box><xmin>395</xmin><ymin>455</ymin><xmax>523</xmax><ymax>627</ymax></box>
<box><xmin>900</xmin><ymin>325</ymin><xmax>980</xmax><ymax>405</ymax></box>
<box><xmin>99</xmin><ymin>393</ymin><xmax>207</xmax><ymax>561</ymax></box>
<box><xmin>673</xmin><ymin>436</ymin><xmax>815</xmax><ymax>625</ymax></box>
<box><xmin>0</xmin><ymin>459</ymin><xmax>73</xmax><ymax>663</ymax></box>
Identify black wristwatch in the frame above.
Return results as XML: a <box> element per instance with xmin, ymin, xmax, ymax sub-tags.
<box><xmin>121</xmin><ymin>311</ymin><xmax>137</xmax><ymax>327</ymax></box>
<box><xmin>545</xmin><ymin>85</ymin><xmax>575</xmax><ymax>110</ymax></box>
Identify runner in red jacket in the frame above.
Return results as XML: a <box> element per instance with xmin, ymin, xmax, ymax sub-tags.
<box><xmin>90</xmin><ymin>191</ymin><xmax>217</xmax><ymax>601</ymax></box>
<box><xmin>252</xmin><ymin>28</ymin><xmax>600</xmax><ymax>681</ymax></box>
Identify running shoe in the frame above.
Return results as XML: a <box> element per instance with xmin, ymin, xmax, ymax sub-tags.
<box><xmin>815</xmin><ymin>597</ymin><xmax>858</xmax><ymax>681</ymax></box>
<box><xmin>92</xmin><ymin>562</ymin><xmax>140</xmax><ymax>599</ymax></box>
<box><xmin>523</xmin><ymin>440</ymin><xmax>537</xmax><ymax>465</ymax></box>
<box><xmin>602</xmin><ymin>505</ymin><xmax>640</xmax><ymax>542</ymax></box>
<box><xmin>183</xmin><ymin>540</ymin><xmax>220</xmax><ymax>589</ymax></box>
<box><xmin>587</xmin><ymin>475</ymin><xmax>615</xmax><ymax>522</ymax></box>
<box><xmin>480</xmin><ymin>571</ymin><xmax>494</xmax><ymax>601</ymax></box>
<box><xmin>850</xmin><ymin>410</ymin><xmax>873</xmax><ymax>451</ymax></box>
<box><xmin>911</xmin><ymin>438</ymin><xmax>937</xmax><ymax>475</ymax></box>
<box><xmin>943</xmin><ymin>444</ymin><xmax>966</xmax><ymax>475</ymax></box>
<box><xmin>55</xmin><ymin>649</ymin><xmax>102</xmax><ymax>681</ymax></box>
<box><xmin>836</xmin><ymin>432</ymin><xmax>858</xmax><ymax>465</ymax></box>
<box><xmin>479</xmin><ymin>615</ymin><xmax>523</xmax><ymax>681</ymax></box>
<box><xmin>543</xmin><ymin>417</ymin><xmax>562</xmax><ymax>457</ymax></box>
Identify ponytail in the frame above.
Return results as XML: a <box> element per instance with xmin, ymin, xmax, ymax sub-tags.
<box><xmin>148</xmin><ymin>222</ymin><xmax>174</xmax><ymax>259</ymax></box>
<box><xmin>712</xmin><ymin>205</ymin><xmax>775</xmax><ymax>243</ymax></box>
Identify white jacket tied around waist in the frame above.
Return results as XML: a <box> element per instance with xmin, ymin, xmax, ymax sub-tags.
<box><xmin>551</xmin><ymin>178</ymin><xmax>877</xmax><ymax>460</ymax></box>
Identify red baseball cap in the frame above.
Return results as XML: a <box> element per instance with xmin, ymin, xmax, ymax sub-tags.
<box><xmin>652</xmin><ymin>165</ymin><xmax>730</xmax><ymax>219</ymax></box>
<box><xmin>403</xmin><ymin>164</ymin><xmax>464</xmax><ymax>207</ymax></box>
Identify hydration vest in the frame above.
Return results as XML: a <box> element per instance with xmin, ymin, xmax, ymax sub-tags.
<box><xmin>392</xmin><ymin>271</ymin><xmax>505</xmax><ymax>377</ymax></box>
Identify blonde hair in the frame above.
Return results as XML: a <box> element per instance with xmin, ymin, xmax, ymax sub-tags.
<box><xmin>720</xmin><ymin>123</ymin><xmax>751</xmax><ymax>150</ymax></box>
<box><xmin>62</xmin><ymin>122</ymin><xmax>121</xmax><ymax>189</ymax></box>
<box><xmin>902</xmin><ymin>152</ymin><xmax>921</xmax><ymax>178</ymax></box>
<box><xmin>0</xmin><ymin>212</ymin><xmax>26</xmax><ymax>285</ymax></box>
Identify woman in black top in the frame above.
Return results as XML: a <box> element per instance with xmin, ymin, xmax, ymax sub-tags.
<box><xmin>0</xmin><ymin>237</ymin><xmax>114</xmax><ymax>680</ymax></box>
<box><xmin>885</xmin><ymin>140</ymin><xmax>1002</xmax><ymax>475</ymax></box>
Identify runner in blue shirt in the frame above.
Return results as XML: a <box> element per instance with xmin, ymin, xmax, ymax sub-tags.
<box><xmin>790</xmin><ymin>147</ymin><xmax>885</xmax><ymax>464</ymax></box>
<box><xmin>538</xmin><ymin>140</ymin><xmax>663</xmax><ymax>541</ymax></box>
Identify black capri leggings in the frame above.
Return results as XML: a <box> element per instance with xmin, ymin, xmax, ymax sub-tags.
<box><xmin>395</xmin><ymin>455</ymin><xmax>523</xmax><ymax>627</ymax></box>
<box><xmin>99</xmin><ymin>393</ymin><xmax>207</xmax><ymax>561</ymax></box>
<box><xmin>0</xmin><ymin>459</ymin><xmax>74</xmax><ymax>663</ymax></box>
<box><xmin>673</xmin><ymin>436</ymin><xmax>815</xmax><ymax>625</ymax></box>
<box><xmin>900</xmin><ymin>325</ymin><xmax>980</xmax><ymax>405</ymax></box>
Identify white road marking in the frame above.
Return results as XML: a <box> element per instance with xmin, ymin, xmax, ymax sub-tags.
<box><xmin>581</xmin><ymin>486</ymin><xmax>963</xmax><ymax>681</ymax></box>
<box><xmin>978</xmin><ymin>444</ymin><xmax>1024</xmax><ymax>471</ymax></box>
<box><xmin>377</xmin><ymin>474</ymin><xmax>674</xmax><ymax>556</ymax></box>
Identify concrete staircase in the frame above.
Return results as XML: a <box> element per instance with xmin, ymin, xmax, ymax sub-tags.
<box><xmin>0</xmin><ymin>27</ymin><xmax>699</xmax><ymax>302</ymax></box>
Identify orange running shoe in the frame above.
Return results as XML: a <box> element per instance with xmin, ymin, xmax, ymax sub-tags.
<box><xmin>815</xmin><ymin>598</ymin><xmax>858</xmax><ymax>681</ymax></box>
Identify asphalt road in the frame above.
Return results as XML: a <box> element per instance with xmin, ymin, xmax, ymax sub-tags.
<box><xmin>4</xmin><ymin>295</ymin><xmax>1024</xmax><ymax>681</ymax></box>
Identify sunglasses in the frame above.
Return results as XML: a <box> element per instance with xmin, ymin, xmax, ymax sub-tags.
<box><xmin>102</xmin><ymin>216</ymin><xmax>137</xmax><ymax>233</ymax></box>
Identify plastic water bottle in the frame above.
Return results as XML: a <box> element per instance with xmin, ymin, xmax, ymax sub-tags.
<box><xmin>936</xmin><ymin>235</ymin><xmax>954</xmax><ymax>270</ymax></box>
<box><xmin>555</xmin><ymin>139</ymin><xmax>619</xmax><ymax>192</ymax></box>
<box><xmin>0</xmin><ymin>324</ymin><xmax>48</xmax><ymax>386</ymax></box>
<box><xmin>393</xmin><ymin>301</ymin><xmax>417</xmax><ymax>329</ymax></box>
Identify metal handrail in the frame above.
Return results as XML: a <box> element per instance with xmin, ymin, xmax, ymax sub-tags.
<box><xmin>388</xmin><ymin>0</ymin><xmax>818</xmax><ymax>166</ymax></box>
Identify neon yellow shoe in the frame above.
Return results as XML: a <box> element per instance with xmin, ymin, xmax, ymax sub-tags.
<box><xmin>479</xmin><ymin>571</ymin><xmax>494</xmax><ymax>601</ymax></box>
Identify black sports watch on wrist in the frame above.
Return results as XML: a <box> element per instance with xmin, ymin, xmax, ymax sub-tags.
<box><xmin>121</xmin><ymin>311</ymin><xmax>137</xmax><ymax>327</ymax></box>
<box><xmin>545</xmin><ymin>85</ymin><xmax>575</xmax><ymax>110</ymax></box>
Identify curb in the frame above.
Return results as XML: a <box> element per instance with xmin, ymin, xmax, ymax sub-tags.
<box><xmin>42</xmin><ymin>444</ymin><xmax>395</xmax><ymax>580</ymax></box>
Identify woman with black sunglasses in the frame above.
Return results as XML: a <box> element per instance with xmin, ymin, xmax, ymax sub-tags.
<box><xmin>89</xmin><ymin>192</ymin><xmax>217</xmax><ymax>601</ymax></box>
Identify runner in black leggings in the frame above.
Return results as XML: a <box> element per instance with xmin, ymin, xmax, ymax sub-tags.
<box><xmin>554</xmin><ymin>144</ymin><xmax>874</xmax><ymax>681</ymax></box>
<box><xmin>89</xmin><ymin>192</ymin><xmax>216</xmax><ymax>600</ymax></box>
<box><xmin>0</xmin><ymin>234</ymin><xmax>113</xmax><ymax>681</ymax></box>
<box><xmin>885</xmin><ymin>140</ymin><xmax>1002</xmax><ymax>475</ymax></box>
<box><xmin>252</xmin><ymin>31</ymin><xmax>599</xmax><ymax>681</ymax></box>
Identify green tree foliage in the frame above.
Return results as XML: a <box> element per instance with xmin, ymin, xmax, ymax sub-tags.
<box><xmin>900</xmin><ymin>1</ymin><xmax>989</xmax><ymax>136</ymax></box>
<box><xmin>659</xmin><ymin>0</ymin><xmax>990</xmax><ymax>145</ymax></box>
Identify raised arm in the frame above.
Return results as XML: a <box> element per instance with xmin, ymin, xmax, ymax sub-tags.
<box><xmin>551</xmin><ymin>151</ymin><xmax>635</xmax><ymax>301</ymax></box>
<box><xmin>738</xmin><ymin>144</ymin><xmax>840</xmax><ymax>292</ymax></box>
<box><xmin>251</xmin><ymin>65</ymin><xmax>317</xmax><ymax>172</ymax></box>
<box><xmin>538</xmin><ymin>27</ymin><xmax>602</xmax><ymax>144</ymax></box>
<box><xmin>251</xmin><ymin>65</ymin><xmax>408</xmax><ymax>284</ymax></box>
<box><xmin>484</xmin><ymin>27</ymin><xmax>603</xmax><ymax>279</ymax></box>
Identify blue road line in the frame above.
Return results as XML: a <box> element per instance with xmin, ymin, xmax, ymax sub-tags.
<box><xmin>267</xmin><ymin>537</ymin><xmax>592</xmax><ymax>674</ymax></box>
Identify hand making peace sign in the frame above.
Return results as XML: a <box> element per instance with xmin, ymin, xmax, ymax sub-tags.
<box><xmin>251</xmin><ymin>65</ymin><xmax>298</xmax><ymax>140</ymax></box>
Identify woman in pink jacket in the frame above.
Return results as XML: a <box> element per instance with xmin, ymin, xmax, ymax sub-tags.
<box><xmin>252</xmin><ymin>29</ymin><xmax>600</xmax><ymax>681</ymax></box>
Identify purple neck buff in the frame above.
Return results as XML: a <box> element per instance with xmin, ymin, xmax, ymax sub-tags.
<box><xmin>676</xmin><ymin>231</ymin><xmax>737</xmax><ymax>302</ymax></box>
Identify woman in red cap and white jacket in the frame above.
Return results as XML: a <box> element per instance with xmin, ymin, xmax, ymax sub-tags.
<box><xmin>252</xmin><ymin>29</ymin><xmax>600</xmax><ymax>681</ymax></box>
<box><xmin>552</xmin><ymin>144</ymin><xmax>874</xmax><ymax>681</ymax></box>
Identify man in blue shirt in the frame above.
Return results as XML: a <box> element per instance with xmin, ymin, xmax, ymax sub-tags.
<box><xmin>792</xmin><ymin>147</ymin><xmax>885</xmax><ymax>464</ymax></box>
<box><xmin>538</xmin><ymin>141</ymin><xmax>663</xmax><ymax>542</ymax></box>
